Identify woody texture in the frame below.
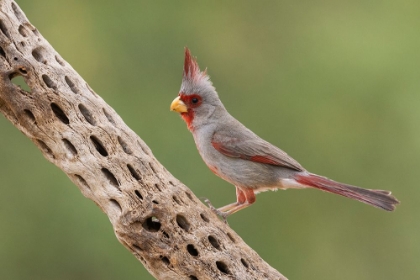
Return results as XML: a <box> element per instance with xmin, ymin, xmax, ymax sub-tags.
<box><xmin>0</xmin><ymin>1</ymin><xmax>286</xmax><ymax>279</ymax></box>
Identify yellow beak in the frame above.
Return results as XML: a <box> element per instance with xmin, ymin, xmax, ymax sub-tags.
<box><xmin>170</xmin><ymin>96</ymin><xmax>188</xmax><ymax>113</ymax></box>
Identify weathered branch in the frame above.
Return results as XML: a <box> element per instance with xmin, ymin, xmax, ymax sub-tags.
<box><xmin>0</xmin><ymin>1</ymin><xmax>286</xmax><ymax>279</ymax></box>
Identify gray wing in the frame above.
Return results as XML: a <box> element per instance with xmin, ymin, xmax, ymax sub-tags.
<box><xmin>211</xmin><ymin>127</ymin><xmax>304</xmax><ymax>172</ymax></box>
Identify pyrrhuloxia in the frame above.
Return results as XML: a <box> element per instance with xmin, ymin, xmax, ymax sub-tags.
<box><xmin>170</xmin><ymin>48</ymin><xmax>399</xmax><ymax>218</ymax></box>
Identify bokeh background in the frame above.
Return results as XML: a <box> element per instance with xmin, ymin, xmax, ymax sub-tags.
<box><xmin>1</xmin><ymin>0</ymin><xmax>419</xmax><ymax>279</ymax></box>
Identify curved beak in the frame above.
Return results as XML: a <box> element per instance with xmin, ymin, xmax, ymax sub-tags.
<box><xmin>170</xmin><ymin>96</ymin><xmax>188</xmax><ymax>113</ymax></box>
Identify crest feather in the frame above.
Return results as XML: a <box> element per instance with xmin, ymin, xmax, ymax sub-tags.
<box><xmin>183</xmin><ymin>47</ymin><xmax>206</xmax><ymax>81</ymax></box>
<box><xmin>181</xmin><ymin>48</ymin><xmax>215</xmax><ymax>94</ymax></box>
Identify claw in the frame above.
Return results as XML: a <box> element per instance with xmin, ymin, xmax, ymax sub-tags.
<box><xmin>203</xmin><ymin>198</ymin><xmax>229</xmax><ymax>224</ymax></box>
<box><xmin>203</xmin><ymin>198</ymin><xmax>213</xmax><ymax>208</ymax></box>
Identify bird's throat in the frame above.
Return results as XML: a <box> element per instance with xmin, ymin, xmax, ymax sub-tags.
<box><xmin>181</xmin><ymin>110</ymin><xmax>194</xmax><ymax>131</ymax></box>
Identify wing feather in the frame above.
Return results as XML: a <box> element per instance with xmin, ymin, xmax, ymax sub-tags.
<box><xmin>211</xmin><ymin>129</ymin><xmax>304</xmax><ymax>171</ymax></box>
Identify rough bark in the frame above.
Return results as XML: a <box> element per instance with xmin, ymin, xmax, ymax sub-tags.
<box><xmin>0</xmin><ymin>1</ymin><xmax>286</xmax><ymax>279</ymax></box>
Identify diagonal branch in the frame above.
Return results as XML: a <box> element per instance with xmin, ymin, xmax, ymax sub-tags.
<box><xmin>0</xmin><ymin>1</ymin><xmax>286</xmax><ymax>279</ymax></box>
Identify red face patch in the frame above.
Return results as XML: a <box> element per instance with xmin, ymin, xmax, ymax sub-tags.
<box><xmin>178</xmin><ymin>93</ymin><xmax>202</xmax><ymax>131</ymax></box>
<box><xmin>179</xmin><ymin>93</ymin><xmax>202</xmax><ymax>108</ymax></box>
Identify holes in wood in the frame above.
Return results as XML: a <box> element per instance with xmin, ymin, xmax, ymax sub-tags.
<box><xmin>51</xmin><ymin>103</ymin><xmax>69</xmax><ymax>124</ymax></box>
<box><xmin>32</xmin><ymin>47</ymin><xmax>47</xmax><ymax>64</ymax></box>
<box><xmin>152</xmin><ymin>200</ymin><xmax>159</xmax><ymax>204</ymax></box>
<box><xmin>0</xmin><ymin>46</ymin><xmax>5</xmax><ymax>58</ymax></box>
<box><xmin>78</xmin><ymin>104</ymin><xmax>96</xmax><ymax>125</ymax></box>
<box><xmin>31</xmin><ymin>49</ymin><xmax>42</xmax><ymax>62</ymax></box>
<box><xmin>12</xmin><ymin>2</ymin><xmax>26</xmax><ymax>23</ymax></box>
<box><xmin>0</xmin><ymin>19</ymin><xmax>10</xmax><ymax>39</ymax></box>
<box><xmin>65</xmin><ymin>76</ymin><xmax>78</xmax><ymax>93</ymax></box>
<box><xmin>118</xmin><ymin>136</ymin><xmax>132</xmax><ymax>154</ymax></box>
<box><xmin>162</xmin><ymin>231</ymin><xmax>169</xmax><ymax>239</ymax></box>
<box><xmin>161</xmin><ymin>256</ymin><xmax>170</xmax><ymax>265</ymax></box>
<box><xmin>143</xmin><ymin>216</ymin><xmax>161</xmax><ymax>232</ymax></box>
<box><xmin>90</xmin><ymin>136</ymin><xmax>108</xmax><ymax>156</ymax></box>
<box><xmin>132</xmin><ymin>244</ymin><xmax>143</xmax><ymax>252</ymax></box>
<box><xmin>36</xmin><ymin>139</ymin><xmax>54</xmax><ymax>158</ymax></box>
<box><xmin>149</xmin><ymin>162</ymin><xmax>156</xmax><ymax>173</ymax></box>
<box><xmin>42</xmin><ymin>74</ymin><xmax>57</xmax><ymax>89</ymax></box>
<box><xmin>154</xmin><ymin>183</ymin><xmax>161</xmax><ymax>192</ymax></box>
<box><xmin>62</xmin><ymin>138</ymin><xmax>77</xmax><ymax>157</ymax></box>
<box><xmin>208</xmin><ymin>235</ymin><xmax>221</xmax><ymax>250</ymax></box>
<box><xmin>200</xmin><ymin>213</ymin><xmax>209</xmax><ymax>223</ymax></box>
<box><xmin>226</xmin><ymin>232</ymin><xmax>236</xmax><ymax>243</ymax></box>
<box><xmin>189</xmin><ymin>276</ymin><xmax>198</xmax><ymax>280</ymax></box>
<box><xmin>32</xmin><ymin>28</ymin><xmax>40</xmax><ymax>36</ymax></box>
<box><xmin>18</xmin><ymin>67</ymin><xmax>27</xmax><ymax>75</ymax></box>
<box><xmin>127</xmin><ymin>164</ymin><xmax>141</xmax><ymax>181</ymax></box>
<box><xmin>176</xmin><ymin>214</ymin><xmax>190</xmax><ymax>232</ymax></box>
<box><xmin>23</xmin><ymin>109</ymin><xmax>35</xmax><ymax>123</ymax></box>
<box><xmin>134</xmin><ymin>190</ymin><xmax>143</xmax><ymax>200</ymax></box>
<box><xmin>55</xmin><ymin>55</ymin><xmax>65</xmax><ymax>66</ymax></box>
<box><xmin>103</xmin><ymin>108</ymin><xmax>116</xmax><ymax>126</ymax></box>
<box><xmin>101</xmin><ymin>168</ymin><xmax>120</xmax><ymax>190</ymax></box>
<box><xmin>187</xmin><ymin>244</ymin><xmax>199</xmax><ymax>257</ymax></box>
<box><xmin>173</xmin><ymin>195</ymin><xmax>182</xmax><ymax>205</ymax></box>
<box><xmin>109</xmin><ymin>199</ymin><xmax>122</xmax><ymax>213</ymax></box>
<box><xmin>185</xmin><ymin>191</ymin><xmax>194</xmax><ymax>202</ymax></box>
<box><xmin>74</xmin><ymin>174</ymin><xmax>90</xmax><ymax>190</ymax></box>
<box><xmin>18</xmin><ymin>25</ymin><xmax>28</xmax><ymax>37</ymax></box>
<box><xmin>216</xmin><ymin>261</ymin><xmax>230</xmax><ymax>275</ymax></box>
<box><xmin>11</xmin><ymin>75</ymin><xmax>31</xmax><ymax>92</ymax></box>
<box><xmin>241</xmin><ymin>258</ymin><xmax>249</xmax><ymax>268</ymax></box>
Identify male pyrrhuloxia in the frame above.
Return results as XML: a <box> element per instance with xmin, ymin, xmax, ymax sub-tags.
<box><xmin>170</xmin><ymin>48</ymin><xmax>399</xmax><ymax>219</ymax></box>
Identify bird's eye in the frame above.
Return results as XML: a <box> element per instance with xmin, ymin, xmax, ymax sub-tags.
<box><xmin>191</xmin><ymin>98</ymin><xmax>199</xmax><ymax>104</ymax></box>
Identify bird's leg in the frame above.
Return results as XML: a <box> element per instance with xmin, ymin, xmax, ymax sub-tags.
<box><xmin>216</xmin><ymin>186</ymin><xmax>246</xmax><ymax>212</ymax></box>
<box><xmin>222</xmin><ymin>188</ymin><xmax>256</xmax><ymax>216</ymax></box>
<box><xmin>217</xmin><ymin>202</ymin><xmax>240</xmax><ymax>213</ymax></box>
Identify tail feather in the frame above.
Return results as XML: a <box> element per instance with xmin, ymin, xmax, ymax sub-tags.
<box><xmin>295</xmin><ymin>173</ymin><xmax>399</xmax><ymax>211</ymax></box>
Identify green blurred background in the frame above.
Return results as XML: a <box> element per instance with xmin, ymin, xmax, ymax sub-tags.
<box><xmin>1</xmin><ymin>0</ymin><xmax>419</xmax><ymax>279</ymax></box>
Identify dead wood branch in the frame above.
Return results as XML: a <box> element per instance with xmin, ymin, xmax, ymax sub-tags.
<box><xmin>0</xmin><ymin>1</ymin><xmax>286</xmax><ymax>279</ymax></box>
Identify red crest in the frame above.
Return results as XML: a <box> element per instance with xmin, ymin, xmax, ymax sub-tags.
<box><xmin>183</xmin><ymin>48</ymin><xmax>204</xmax><ymax>80</ymax></box>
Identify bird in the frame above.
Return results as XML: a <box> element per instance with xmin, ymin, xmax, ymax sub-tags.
<box><xmin>170</xmin><ymin>48</ymin><xmax>399</xmax><ymax>219</ymax></box>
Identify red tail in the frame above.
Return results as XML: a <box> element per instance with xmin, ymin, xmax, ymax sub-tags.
<box><xmin>295</xmin><ymin>173</ymin><xmax>399</xmax><ymax>211</ymax></box>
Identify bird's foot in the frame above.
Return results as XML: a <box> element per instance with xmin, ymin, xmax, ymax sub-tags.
<box><xmin>203</xmin><ymin>198</ymin><xmax>229</xmax><ymax>224</ymax></box>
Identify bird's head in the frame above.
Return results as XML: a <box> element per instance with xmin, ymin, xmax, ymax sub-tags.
<box><xmin>170</xmin><ymin>48</ymin><xmax>224</xmax><ymax>131</ymax></box>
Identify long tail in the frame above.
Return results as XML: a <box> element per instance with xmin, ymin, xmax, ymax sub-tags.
<box><xmin>294</xmin><ymin>173</ymin><xmax>399</xmax><ymax>211</ymax></box>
